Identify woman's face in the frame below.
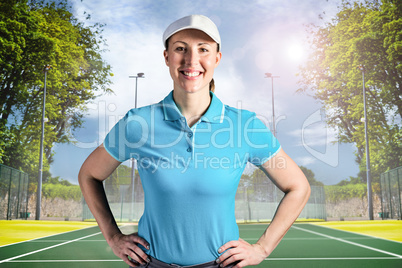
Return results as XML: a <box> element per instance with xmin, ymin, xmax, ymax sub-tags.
<box><xmin>164</xmin><ymin>29</ymin><xmax>222</xmax><ymax>94</ymax></box>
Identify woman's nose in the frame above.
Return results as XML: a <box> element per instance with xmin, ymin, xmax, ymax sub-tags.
<box><xmin>183</xmin><ymin>48</ymin><xmax>199</xmax><ymax>66</ymax></box>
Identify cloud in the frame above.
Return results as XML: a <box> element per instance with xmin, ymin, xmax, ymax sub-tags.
<box><xmin>288</xmin><ymin>109</ymin><xmax>340</xmax><ymax>167</ymax></box>
<box><xmin>288</xmin><ymin>110</ymin><xmax>339</xmax><ymax>148</ymax></box>
<box><xmin>68</xmin><ymin>0</ymin><xmax>344</xmax><ymax>122</ymax></box>
<box><xmin>294</xmin><ymin>156</ymin><xmax>317</xmax><ymax>166</ymax></box>
<box><xmin>55</xmin><ymin>0</ymin><xmax>354</xmax><ymax>185</ymax></box>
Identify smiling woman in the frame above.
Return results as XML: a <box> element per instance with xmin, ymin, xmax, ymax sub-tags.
<box><xmin>164</xmin><ymin>29</ymin><xmax>222</xmax><ymax>103</ymax></box>
<box><xmin>78</xmin><ymin>14</ymin><xmax>310</xmax><ymax>268</ymax></box>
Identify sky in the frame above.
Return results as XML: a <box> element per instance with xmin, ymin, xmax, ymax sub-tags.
<box><xmin>50</xmin><ymin>0</ymin><xmax>360</xmax><ymax>185</ymax></box>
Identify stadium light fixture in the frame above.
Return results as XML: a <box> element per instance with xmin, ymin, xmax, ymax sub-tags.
<box><xmin>128</xmin><ymin>73</ymin><xmax>145</xmax><ymax>221</ymax></box>
<box><xmin>358</xmin><ymin>65</ymin><xmax>373</xmax><ymax>220</ymax></box>
<box><xmin>129</xmin><ymin>73</ymin><xmax>145</xmax><ymax>109</ymax></box>
<box><xmin>265</xmin><ymin>73</ymin><xmax>280</xmax><ymax>137</ymax></box>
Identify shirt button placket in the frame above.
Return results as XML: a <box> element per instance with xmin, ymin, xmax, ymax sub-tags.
<box><xmin>187</xmin><ymin>131</ymin><xmax>193</xmax><ymax>156</ymax></box>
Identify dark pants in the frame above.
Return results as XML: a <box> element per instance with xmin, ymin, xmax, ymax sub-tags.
<box><xmin>131</xmin><ymin>256</ymin><xmax>238</xmax><ymax>268</ymax></box>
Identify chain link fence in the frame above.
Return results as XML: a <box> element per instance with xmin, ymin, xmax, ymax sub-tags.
<box><xmin>235</xmin><ymin>180</ymin><xmax>326</xmax><ymax>222</ymax></box>
<box><xmin>82</xmin><ymin>164</ymin><xmax>144</xmax><ymax>222</ymax></box>
<box><xmin>380</xmin><ymin>166</ymin><xmax>402</xmax><ymax>219</ymax></box>
<box><xmin>83</xmin><ymin>164</ymin><xmax>326</xmax><ymax>222</ymax></box>
<box><xmin>0</xmin><ymin>164</ymin><xmax>30</xmax><ymax>220</ymax></box>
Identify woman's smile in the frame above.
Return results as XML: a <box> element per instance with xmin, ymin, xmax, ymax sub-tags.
<box><xmin>180</xmin><ymin>69</ymin><xmax>203</xmax><ymax>79</ymax></box>
<box><xmin>181</xmin><ymin>71</ymin><xmax>201</xmax><ymax>77</ymax></box>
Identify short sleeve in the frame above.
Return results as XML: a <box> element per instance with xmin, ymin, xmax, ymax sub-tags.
<box><xmin>246</xmin><ymin>114</ymin><xmax>281</xmax><ymax>166</ymax></box>
<box><xmin>103</xmin><ymin>110</ymin><xmax>147</xmax><ymax>162</ymax></box>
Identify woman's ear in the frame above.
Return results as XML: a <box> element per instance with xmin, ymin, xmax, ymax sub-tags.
<box><xmin>215</xmin><ymin>51</ymin><xmax>222</xmax><ymax>67</ymax></box>
<box><xmin>163</xmin><ymin>50</ymin><xmax>169</xmax><ymax>66</ymax></box>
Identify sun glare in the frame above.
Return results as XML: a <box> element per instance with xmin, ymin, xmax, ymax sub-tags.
<box><xmin>286</xmin><ymin>43</ymin><xmax>305</xmax><ymax>62</ymax></box>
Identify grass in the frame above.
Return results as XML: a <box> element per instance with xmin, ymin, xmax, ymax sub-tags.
<box><xmin>312</xmin><ymin>220</ymin><xmax>402</xmax><ymax>242</ymax></box>
<box><xmin>0</xmin><ymin>220</ymin><xmax>97</xmax><ymax>246</ymax></box>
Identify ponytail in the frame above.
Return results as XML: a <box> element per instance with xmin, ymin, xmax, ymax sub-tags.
<box><xmin>209</xmin><ymin>78</ymin><xmax>215</xmax><ymax>93</ymax></box>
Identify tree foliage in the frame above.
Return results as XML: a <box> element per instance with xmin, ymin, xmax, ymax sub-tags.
<box><xmin>325</xmin><ymin>183</ymin><xmax>367</xmax><ymax>203</ymax></box>
<box><xmin>245</xmin><ymin>165</ymin><xmax>324</xmax><ymax>186</ymax></box>
<box><xmin>0</xmin><ymin>0</ymin><xmax>112</xmax><ymax>183</ymax></box>
<box><xmin>299</xmin><ymin>166</ymin><xmax>324</xmax><ymax>186</ymax></box>
<box><xmin>47</xmin><ymin>175</ymin><xmax>74</xmax><ymax>186</ymax></box>
<box><xmin>336</xmin><ymin>175</ymin><xmax>363</xmax><ymax>186</ymax></box>
<box><xmin>42</xmin><ymin>182</ymin><xmax>81</xmax><ymax>201</ymax></box>
<box><xmin>298</xmin><ymin>0</ymin><xmax>402</xmax><ymax>183</ymax></box>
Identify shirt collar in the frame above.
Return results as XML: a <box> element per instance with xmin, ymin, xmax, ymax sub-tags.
<box><xmin>162</xmin><ymin>90</ymin><xmax>225</xmax><ymax>124</ymax></box>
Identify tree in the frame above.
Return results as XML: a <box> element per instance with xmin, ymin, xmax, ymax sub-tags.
<box><xmin>105</xmin><ymin>165</ymin><xmax>120</xmax><ymax>203</ymax></box>
<box><xmin>0</xmin><ymin>0</ymin><xmax>112</xmax><ymax>183</ymax></box>
<box><xmin>336</xmin><ymin>176</ymin><xmax>362</xmax><ymax>186</ymax></box>
<box><xmin>299</xmin><ymin>166</ymin><xmax>324</xmax><ymax>186</ymax></box>
<box><xmin>298</xmin><ymin>0</ymin><xmax>402</xmax><ymax>184</ymax></box>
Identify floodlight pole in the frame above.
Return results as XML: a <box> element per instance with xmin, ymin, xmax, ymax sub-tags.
<box><xmin>359</xmin><ymin>65</ymin><xmax>373</xmax><ymax>220</ymax></box>
<box><xmin>128</xmin><ymin>73</ymin><xmax>144</xmax><ymax>221</ymax></box>
<box><xmin>36</xmin><ymin>65</ymin><xmax>52</xmax><ymax>220</ymax></box>
<box><xmin>265</xmin><ymin>73</ymin><xmax>280</xmax><ymax>137</ymax></box>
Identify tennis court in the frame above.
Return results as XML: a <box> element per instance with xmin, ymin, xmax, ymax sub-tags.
<box><xmin>0</xmin><ymin>222</ymin><xmax>401</xmax><ymax>268</ymax></box>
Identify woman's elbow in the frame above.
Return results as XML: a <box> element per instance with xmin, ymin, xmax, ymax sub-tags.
<box><xmin>290</xmin><ymin>174</ymin><xmax>311</xmax><ymax>203</ymax></box>
<box><xmin>78</xmin><ymin>165</ymin><xmax>90</xmax><ymax>189</ymax></box>
<box><xmin>304</xmin><ymin>182</ymin><xmax>311</xmax><ymax>201</ymax></box>
<box><xmin>299</xmin><ymin>175</ymin><xmax>311</xmax><ymax>204</ymax></box>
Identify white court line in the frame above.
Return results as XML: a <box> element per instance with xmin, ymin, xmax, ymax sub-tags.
<box><xmin>9</xmin><ymin>260</ymin><xmax>122</xmax><ymax>263</ymax></box>
<box><xmin>28</xmin><ymin>239</ymin><xmax>106</xmax><ymax>243</ymax></box>
<box><xmin>243</xmin><ymin>237</ymin><xmax>375</xmax><ymax>241</ymax></box>
<box><xmin>0</xmin><ymin>231</ymin><xmax>102</xmax><ymax>264</ymax></box>
<box><xmin>265</xmin><ymin>257</ymin><xmax>401</xmax><ymax>261</ymax></box>
<box><xmin>292</xmin><ymin>225</ymin><xmax>402</xmax><ymax>258</ymax></box>
<box><xmin>0</xmin><ymin>225</ymin><xmax>99</xmax><ymax>248</ymax></box>
<box><xmin>7</xmin><ymin>257</ymin><xmax>401</xmax><ymax>263</ymax></box>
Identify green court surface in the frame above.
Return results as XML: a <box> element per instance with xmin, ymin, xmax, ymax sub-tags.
<box><xmin>0</xmin><ymin>223</ymin><xmax>401</xmax><ymax>268</ymax></box>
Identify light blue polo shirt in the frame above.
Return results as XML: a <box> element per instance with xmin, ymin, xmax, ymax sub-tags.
<box><xmin>104</xmin><ymin>90</ymin><xmax>280</xmax><ymax>265</ymax></box>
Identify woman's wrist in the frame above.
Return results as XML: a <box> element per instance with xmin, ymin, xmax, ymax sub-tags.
<box><xmin>106</xmin><ymin>230</ymin><xmax>123</xmax><ymax>245</ymax></box>
<box><xmin>255</xmin><ymin>240</ymin><xmax>272</xmax><ymax>258</ymax></box>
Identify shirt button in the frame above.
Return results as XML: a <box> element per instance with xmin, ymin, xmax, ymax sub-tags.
<box><xmin>187</xmin><ymin>132</ymin><xmax>193</xmax><ymax>138</ymax></box>
<box><xmin>187</xmin><ymin>147</ymin><xmax>192</xmax><ymax>152</ymax></box>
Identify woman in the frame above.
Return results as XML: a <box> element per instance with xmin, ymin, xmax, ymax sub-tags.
<box><xmin>79</xmin><ymin>15</ymin><xmax>310</xmax><ymax>268</ymax></box>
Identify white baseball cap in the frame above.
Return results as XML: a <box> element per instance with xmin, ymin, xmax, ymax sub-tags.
<box><xmin>163</xmin><ymin>15</ymin><xmax>221</xmax><ymax>51</ymax></box>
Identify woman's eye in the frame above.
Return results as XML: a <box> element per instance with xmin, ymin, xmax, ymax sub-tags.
<box><xmin>175</xmin><ymin>47</ymin><xmax>185</xmax><ymax>52</ymax></box>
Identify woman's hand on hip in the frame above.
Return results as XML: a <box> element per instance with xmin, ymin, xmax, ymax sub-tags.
<box><xmin>216</xmin><ymin>238</ymin><xmax>267</xmax><ymax>268</ymax></box>
<box><xmin>109</xmin><ymin>232</ymin><xmax>150</xmax><ymax>267</ymax></box>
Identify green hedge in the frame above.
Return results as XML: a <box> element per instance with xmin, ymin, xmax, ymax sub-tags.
<box><xmin>324</xmin><ymin>183</ymin><xmax>367</xmax><ymax>203</ymax></box>
<box><xmin>42</xmin><ymin>183</ymin><xmax>81</xmax><ymax>201</ymax></box>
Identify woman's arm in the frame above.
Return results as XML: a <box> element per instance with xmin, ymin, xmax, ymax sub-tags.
<box><xmin>217</xmin><ymin>148</ymin><xmax>311</xmax><ymax>267</ymax></box>
<box><xmin>78</xmin><ymin>144</ymin><xmax>150</xmax><ymax>266</ymax></box>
